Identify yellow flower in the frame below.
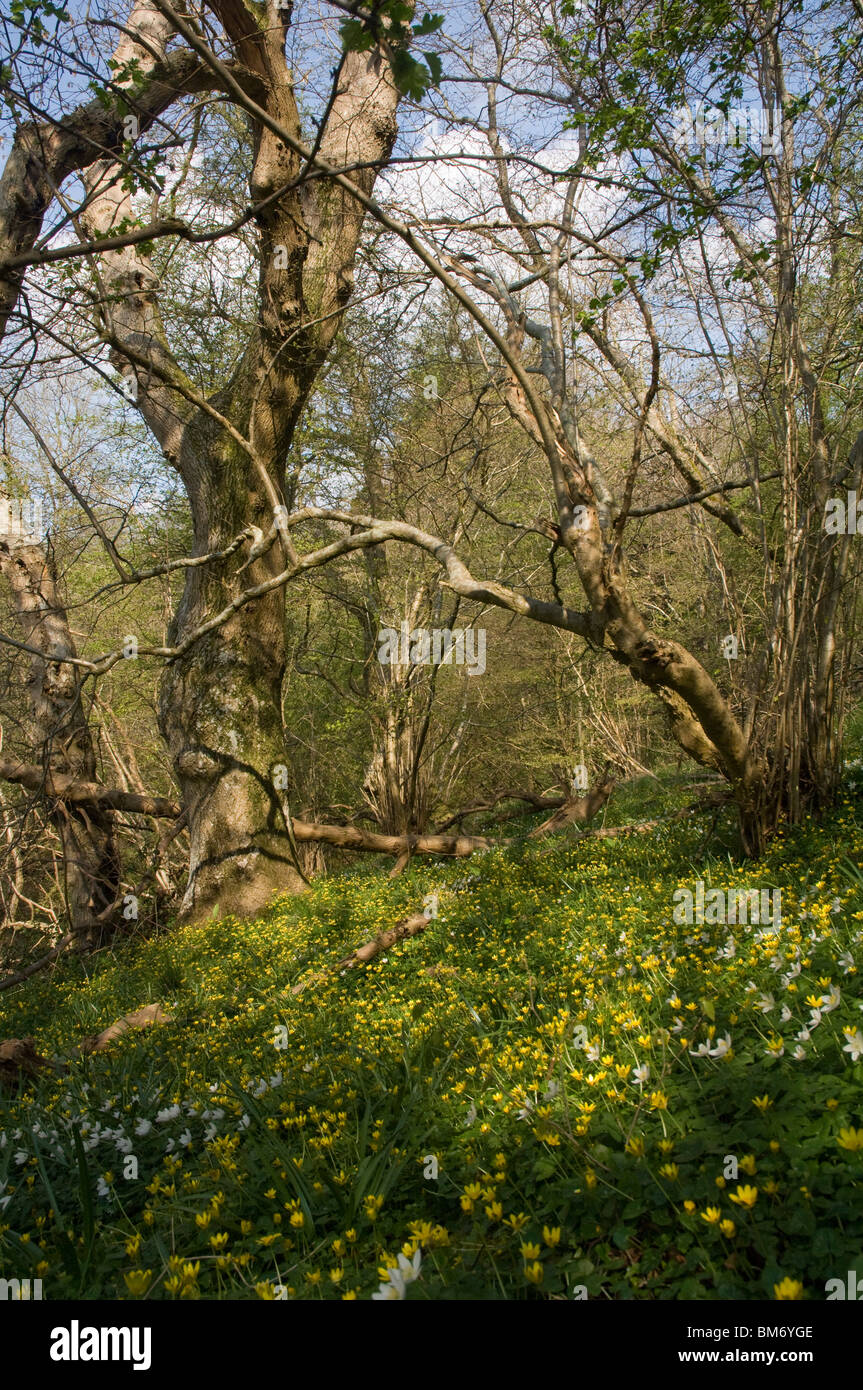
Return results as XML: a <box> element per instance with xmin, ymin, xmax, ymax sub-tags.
<box><xmin>485</xmin><ymin>1202</ymin><xmax>503</xmax><ymax>1221</ymax></box>
<box><xmin>739</xmin><ymin>1154</ymin><xmax>757</xmax><ymax>1176</ymax></box>
<box><xmin>683</xmin><ymin>1200</ymin><xmax>696</xmax><ymax>1213</ymax></box>
<box><xmin>363</xmin><ymin>1194</ymin><xmax>384</xmax><ymax>1221</ymax></box>
<box><xmin>519</xmin><ymin>1241</ymin><xmax>541</xmax><ymax>1261</ymax></box>
<box><xmin>728</xmin><ymin>1185</ymin><xmax>758</xmax><ymax>1209</ymax></box>
<box><xmin>289</xmin><ymin>1211</ymin><xmax>305</xmax><ymax>1228</ymax></box>
<box><xmin>658</xmin><ymin>1163</ymin><xmax>679</xmax><ymax>1180</ymax></box>
<box><xmin>209</xmin><ymin>1231</ymin><xmax>229</xmax><ymax>1250</ymax></box>
<box><xmin>719</xmin><ymin>1219</ymin><xmax>735</xmax><ymax>1237</ymax></box>
<box><xmin>504</xmin><ymin>1212</ymin><xmax>529</xmax><ymax>1232</ymax></box>
<box><xmin>255</xmin><ymin>1282</ymin><xmax>276</xmax><ymax>1300</ymax></box>
<box><xmin>524</xmin><ymin>1261</ymin><xmax>544</xmax><ymax>1285</ymax></box>
<box><xmin>542</xmin><ymin>1225</ymin><xmax>561</xmax><ymax>1248</ymax></box>
<box><xmin>774</xmin><ymin>1278</ymin><xmax>804</xmax><ymax>1300</ymax></box>
<box><xmin>837</xmin><ymin>1127</ymin><xmax>863</xmax><ymax>1152</ymax></box>
<box><xmin>649</xmin><ymin>1091</ymin><xmax>668</xmax><ymax>1110</ymax></box>
<box><xmin>124</xmin><ymin>1234</ymin><xmax>142</xmax><ymax>1259</ymax></box>
<box><xmin>625</xmin><ymin>1137</ymin><xmax>645</xmax><ymax>1157</ymax></box>
<box><xmin>752</xmin><ymin>1094</ymin><xmax>773</xmax><ymax>1112</ymax></box>
<box><xmin>123</xmin><ymin>1269</ymin><xmax>152</xmax><ymax>1297</ymax></box>
<box><xmin>700</xmin><ymin>1207</ymin><xmax>721</xmax><ymax>1225</ymax></box>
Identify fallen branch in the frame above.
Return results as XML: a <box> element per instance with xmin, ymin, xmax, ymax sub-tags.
<box><xmin>0</xmin><ymin>1003</ymin><xmax>174</xmax><ymax>1086</ymax></box>
<box><xmin>0</xmin><ymin>758</ymin><xmax>180</xmax><ymax>818</ymax></box>
<box><xmin>435</xmin><ymin>788</ymin><xmax>565</xmax><ymax>833</ymax></box>
<box><xmin>289</xmin><ymin>819</ymin><xmax>490</xmax><ymax>858</ymax></box>
<box><xmin>528</xmin><ymin>769</ymin><xmax>616</xmax><ymax>837</ymax></box>
<box><xmin>291</xmin><ymin>910</ymin><xmax>429</xmax><ymax>995</ymax></box>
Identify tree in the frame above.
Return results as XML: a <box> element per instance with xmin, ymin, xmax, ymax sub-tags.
<box><xmin>0</xmin><ymin>0</ymin><xmax>422</xmax><ymax>919</ymax></box>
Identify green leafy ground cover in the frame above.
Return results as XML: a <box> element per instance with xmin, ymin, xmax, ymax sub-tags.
<box><xmin>1</xmin><ymin>777</ymin><xmax>862</xmax><ymax>1301</ymax></box>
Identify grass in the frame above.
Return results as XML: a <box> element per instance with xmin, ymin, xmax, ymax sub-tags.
<box><xmin>1</xmin><ymin>774</ymin><xmax>862</xmax><ymax>1301</ymax></box>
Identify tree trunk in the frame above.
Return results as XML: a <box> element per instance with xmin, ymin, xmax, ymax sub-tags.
<box><xmin>0</xmin><ymin>529</ymin><xmax>119</xmax><ymax>943</ymax></box>
<box><xmin>157</xmin><ymin>440</ymin><xmax>305</xmax><ymax>919</ymax></box>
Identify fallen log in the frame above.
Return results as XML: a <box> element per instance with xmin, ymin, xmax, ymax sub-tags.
<box><xmin>289</xmin><ymin>819</ymin><xmax>490</xmax><ymax>857</ymax></box>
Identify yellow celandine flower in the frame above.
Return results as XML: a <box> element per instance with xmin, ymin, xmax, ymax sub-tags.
<box><xmin>753</xmin><ymin>1094</ymin><xmax>773</xmax><ymax>1111</ymax></box>
<box><xmin>407</xmin><ymin>1221</ymin><xmax>434</xmax><ymax>1243</ymax></box>
<box><xmin>584</xmin><ymin>1169</ymin><xmax>598</xmax><ymax>1189</ymax></box>
<box><xmin>826</xmin><ymin>1098</ymin><xmax>840</xmax><ymax>1111</ymax></box>
<box><xmin>123</xmin><ymin>1269</ymin><xmax>152</xmax><ymax>1296</ymax></box>
<box><xmin>520</xmin><ymin>1241</ymin><xmax>542</xmax><ymax>1261</ymax></box>
<box><xmin>329</xmin><ymin>1268</ymin><xmax>344</xmax><ymax>1284</ymax></box>
<box><xmin>625</xmin><ymin>1137</ymin><xmax>645</xmax><ymax>1157</ymax></box>
<box><xmin>764</xmin><ymin>1179</ymin><xmax>779</xmax><ymax>1195</ymax></box>
<box><xmin>649</xmin><ymin>1091</ymin><xmax>668</xmax><ymax>1110</ymax></box>
<box><xmin>163</xmin><ymin>1275</ymin><xmax>183</xmax><ymax>1296</ymax></box>
<box><xmin>181</xmin><ymin>1262</ymin><xmax>200</xmax><ymax>1283</ymax></box>
<box><xmin>719</xmin><ymin>1219</ymin><xmax>736</xmax><ymax>1238</ymax></box>
<box><xmin>255</xmin><ymin>1282</ymin><xmax>276</xmax><ymax>1300</ymax></box>
<box><xmin>345</xmin><ymin>1228</ymin><xmax>357</xmax><ymax>1243</ymax></box>
<box><xmin>774</xmin><ymin>1278</ymin><xmax>804</xmax><ymax>1300</ymax></box>
<box><xmin>715</xmin><ymin>1176</ymin><xmax>726</xmax><ymax>1189</ymax></box>
<box><xmin>739</xmin><ymin>1155</ymin><xmax>757</xmax><ymax>1176</ymax></box>
<box><xmin>657</xmin><ymin>1139</ymin><xmax>675</xmax><ymax>1154</ymax></box>
<box><xmin>543</xmin><ymin>1226</ymin><xmax>561</xmax><ymax>1248</ymax></box>
<box><xmin>341</xmin><ymin>1290</ymin><xmax>358</xmax><ymax>1301</ymax></box>
<box><xmin>125</xmin><ymin>1234</ymin><xmax>142</xmax><ymax>1259</ymax></box>
<box><xmin>837</xmin><ymin>1127</ymin><xmax>863</xmax><ymax>1151</ymax></box>
<box><xmin>485</xmin><ymin>1202</ymin><xmax>503</xmax><ymax>1222</ymax></box>
<box><xmin>683</xmin><ymin>1200</ymin><xmax>696</xmax><ymax>1214</ymax></box>
<box><xmin>524</xmin><ymin>1261</ymin><xmax>544</xmax><ymax>1285</ymax></box>
<box><xmin>289</xmin><ymin>1211</ymin><xmax>305</xmax><ymax>1228</ymax></box>
<box><xmin>658</xmin><ymin>1163</ymin><xmax>679</xmax><ymax>1180</ymax></box>
<box><xmin>209</xmin><ymin>1231</ymin><xmax>229</xmax><ymax>1250</ymax></box>
<box><xmin>505</xmin><ymin>1212</ymin><xmax>529</xmax><ymax>1232</ymax></box>
<box><xmin>729</xmin><ymin>1185</ymin><xmax>758</xmax><ymax>1209</ymax></box>
<box><xmin>240</xmin><ymin>1220</ymin><xmax>254</xmax><ymax>1235</ymax></box>
<box><xmin>701</xmin><ymin>1207</ymin><xmax>721</xmax><ymax>1225</ymax></box>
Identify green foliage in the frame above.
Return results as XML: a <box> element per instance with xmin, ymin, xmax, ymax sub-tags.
<box><xmin>1</xmin><ymin>781</ymin><xmax>861</xmax><ymax>1300</ymax></box>
<box><xmin>339</xmin><ymin>4</ymin><xmax>444</xmax><ymax>97</ymax></box>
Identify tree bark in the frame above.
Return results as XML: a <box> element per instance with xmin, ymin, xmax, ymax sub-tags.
<box><xmin>0</xmin><ymin>532</ymin><xmax>120</xmax><ymax>943</ymax></box>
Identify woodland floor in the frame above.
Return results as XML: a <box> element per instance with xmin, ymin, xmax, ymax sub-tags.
<box><xmin>1</xmin><ymin>773</ymin><xmax>862</xmax><ymax>1300</ymax></box>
